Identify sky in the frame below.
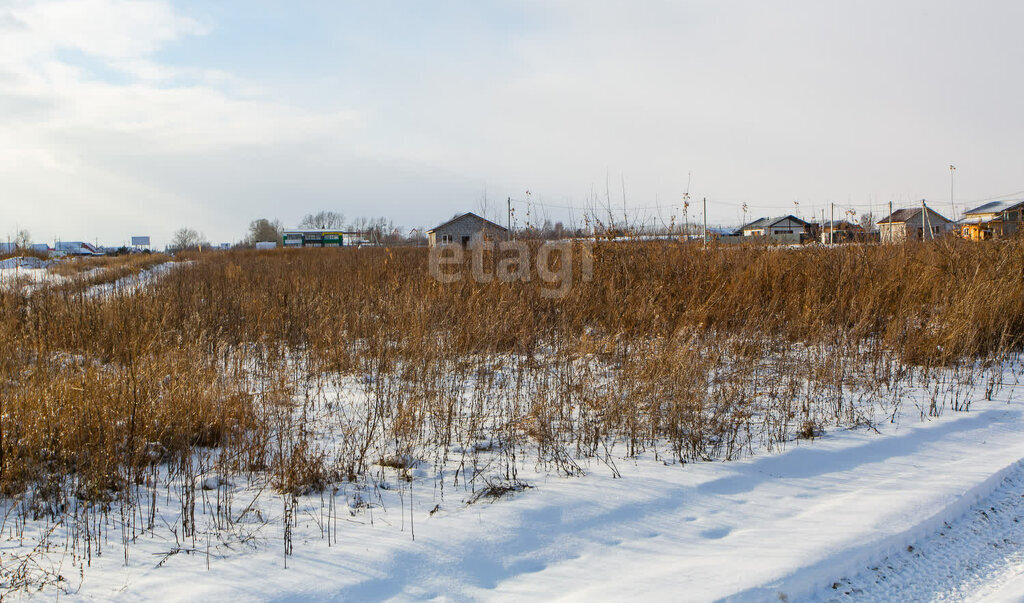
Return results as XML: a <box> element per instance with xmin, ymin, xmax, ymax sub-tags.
<box><xmin>2</xmin><ymin>0</ymin><xmax>1024</xmax><ymax>247</ymax></box>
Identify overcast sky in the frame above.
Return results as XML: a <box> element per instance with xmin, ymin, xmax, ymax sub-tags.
<box><xmin>2</xmin><ymin>0</ymin><xmax>1023</xmax><ymax>246</ymax></box>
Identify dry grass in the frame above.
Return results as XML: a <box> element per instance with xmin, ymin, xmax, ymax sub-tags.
<box><xmin>0</xmin><ymin>248</ymin><xmax>50</xmax><ymax>262</ymax></box>
<box><xmin>46</xmin><ymin>253</ymin><xmax>171</xmax><ymax>287</ymax></box>
<box><xmin>0</xmin><ymin>237</ymin><xmax>1021</xmax><ymax>577</ymax></box>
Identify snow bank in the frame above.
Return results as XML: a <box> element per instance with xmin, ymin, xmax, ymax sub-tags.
<box><xmin>0</xmin><ymin>256</ymin><xmax>51</xmax><ymax>270</ymax></box>
<box><xmin>0</xmin><ymin>256</ymin><xmax>59</xmax><ymax>286</ymax></box>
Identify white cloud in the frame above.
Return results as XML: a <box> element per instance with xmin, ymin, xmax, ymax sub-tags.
<box><xmin>0</xmin><ymin>0</ymin><xmax>367</xmax><ymax>245</ymax></box>
<box><xmin>4</xmin><ymin>0</ymin><xmax>1024</xmax><ymax>245</ymax></box>
<box><xmin>10</xmin><ymin>0</ymin><xmax>204</xmax><ymax>59</ymax></box>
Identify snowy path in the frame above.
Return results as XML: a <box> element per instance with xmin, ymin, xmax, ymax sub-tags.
<box><xmin>827</xmin><ymin>462</ymin><xmax>1024</xmax><ymax>602</ymax></box>
<box><xmin>86</xmin><ymin>398</ymin><xmax>1024</xmax><ymax>601</ymax></box>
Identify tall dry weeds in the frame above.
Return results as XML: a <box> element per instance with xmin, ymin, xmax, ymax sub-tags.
<box><xmin>0</xmin><ymin>237</ymin><xmax>1021</xmax><ymax>584</ymax></box>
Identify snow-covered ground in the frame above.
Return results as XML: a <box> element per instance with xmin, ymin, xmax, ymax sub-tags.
<box><xmin>0</xmin><ymin>257</ymin><xmax>178</xmax><ymax>293</ymax></box>
<box><xmin>830</xmin><ymin>462</ymin><xmax>1024</xmax><ymax>601</ymax></box>
<box><xmin>82</xmin><ymin>261</ymin><xmax>181</xmax><ymax>297</ymax></box>
<box><xmin>3</xmin><ymin>361</ymin><xmax>1024</xmax><ymax>600</ymax></box>
<box><xmin>0</xmin><ymin>256</ymin><xmax>56</xmax><ymax>285</ymax></box>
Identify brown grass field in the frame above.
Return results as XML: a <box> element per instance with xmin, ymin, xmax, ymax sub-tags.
<box><xmin>0</xmin><ymin>238</ymin><xmax>1021</xmax><ymax>530</ymax></box>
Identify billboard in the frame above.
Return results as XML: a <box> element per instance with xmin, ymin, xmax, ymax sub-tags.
<box><xmin>131</xmin><ymin>236</ymin><xmax>151</xmax><ymax>246</ymax></box>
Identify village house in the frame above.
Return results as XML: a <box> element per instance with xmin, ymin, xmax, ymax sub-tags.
<box><xmin>734</xmin><ymin>215</ymin><xmax>811</xmax><ymax>242</ymax></box>
<box><xmin>54</xmin><ymin>241</ymin><xmax>102</xmax><ymax>256</ymax></box>
<box><xmin>877</xmin><ymin>206</ymin><xmax>954</xmax><ymax>243</ymax></box>
<box><xmin>819</xmin><ymin>220</ymin><xmax>868</xmax><ymax>244</ymax></box>
<box><xmin>958</xmin><ymin>200</ymin><xmax>1024</xmax><ymax>241</ymax></box>
<box><xmin>427</xmin><ymin>212</ymin><xmax>509</xmax><ymax>247</ymax></box>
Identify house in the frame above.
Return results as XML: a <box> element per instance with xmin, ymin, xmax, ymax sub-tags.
<box><xmin>281</xmin><ymin>229</ymin><xmax>361</xmax><ymax>248</ymax></box>
<box><xmin>958</xmin><ymin>200</ymin><xmax>1024</xmax><ymax>241</ymax></box>
<box><xmin>877</xmin><ymin>206</ymin><xmax>954</xmax><ymax>243</ymax></box>
<box><xmin>427</xmin><ymin>212</ymin><xmax>509</xmax><ymax>247</ymax></box>
<box><xmin>54</xmin><ymin>241</ymin><xmax>102</xmax><ymax>256</ymax></box>
<box><xmin>819</xmin><ymin>220</ymin><xmax>867</xmax><ymax>244</ymax></box>
<box><xmin>734</xmin><ymin>215</ymin><xmax>811</xmax><ymax>242</ymax></box>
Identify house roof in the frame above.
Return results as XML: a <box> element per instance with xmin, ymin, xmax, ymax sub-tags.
<box><xmin>427</xmin><ymin>212</ymin><xmax>509</xmax><ymax>234</ymax></box>
<box><xmin>963</xmin><ymin>199</ymin><xmax>1024</xmax><ymax>216</ymax></box>
<box><xmin>736</xmin><ymin>217</ymin><xmax>772</xmax><ymax>232</ymax></box>
<box><xmin>822</xmin><ymin>220</ymin><xmax>862</xmax><ymax>230</ymax></box>
<box><xmin>736</xmin><ymin>215</ymin><xmax>809</xmax><ymax>233</ymax></box>
<box><xmin>707</xmin><ymin>226</ymin><xmax>734</xmax><ymax>236</ymax></box>
<box><xmin>878</xmin><ymin>208</ymin><xmax>920</xmax><ymax>224</ymax></box>
<box><xmin>877</xmin><ymin>207</ymin><xmax>953</xmax><ymax>225</ymax></box>
<box><xmin>56</xmin><ymin>241</ymin><xmax>99</xmax><ymax>250</ymax></box>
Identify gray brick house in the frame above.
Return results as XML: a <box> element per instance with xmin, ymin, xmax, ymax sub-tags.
<box><xmin>427</xmin><ymin>212</ymin><xmax>509</xmax><ymax>247</ymax></box>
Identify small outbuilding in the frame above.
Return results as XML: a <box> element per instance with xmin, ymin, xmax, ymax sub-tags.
<box><xmin>427</xmin><ymin>212</ymin><xmax>509</xmax><ymax>247</ymax></box>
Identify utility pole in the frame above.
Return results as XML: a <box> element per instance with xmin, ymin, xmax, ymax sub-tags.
<box><xmin>949</xmin><ymin>164</ymin><xmax>956</xmax><ymax>221</ymax></box>
<box><xmin>683</xmin><ymin>200</ymin><xmax>690</xmax><ymax>239</ymax></box>
<box><xmin>830</xmin><ymin>202</ymin><xmax>835</xmax><ymax>246</ymax></box>
<box><xmin>683</xmin><ymin>173</ymin><xmax>692</xmax><ymax>239</ymax></box>
<box><xmin>888</xmin><ymin>200</ymin><xmax>893</xmax><ymax>244</ymax></box>
<box><xmin>922</xmin><ymin>199</ymin><xmax>932</xmax><ymax>241</ymax></box>
<box><xmin>507</xmin><ymin>197</ymin><xmax>512</xmax><ymax>241</ymax></box>
<box><xmin>821</xmin><ymin>208</ymin><xmax>825</xmax><ymax>244</ymax></box>
<box><xmin>703</xmin><ymin>197</ymin><xmax>708</xmax><ymax>247</ymax></box>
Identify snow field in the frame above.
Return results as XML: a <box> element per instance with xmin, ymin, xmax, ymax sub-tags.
<box><xmin>2</xmin><ymin>362</ymin><xmax>1022</xmax><ymax>600</ymax></box>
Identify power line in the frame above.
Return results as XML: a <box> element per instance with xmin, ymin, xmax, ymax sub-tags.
<box><xmin>508</xmin><ymin>188</ymin><xmax>1024</xmax><ymax>218</ymax></box>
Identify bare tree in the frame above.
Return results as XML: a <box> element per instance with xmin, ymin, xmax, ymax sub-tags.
<box><xmin>407</xmin><ymin>227</ymin><xmax>427</xmax><ymax>245</ymax></box>
<box><xmin>349</xmin><ymin>216</ymin><xmax>398</xmax><ymax>245</ymax></box>
<box><xmin>859</xmin><ymin>212</ymin><xmax>876</xmax><ymax>232</ymax></box>
<box><xmin>247</xmin><ymin>218</ymin><xmax>282</xmax><ymax>245</ymax></box>
<box><xmin>298</xmin><ymin>211</ymin><xmax>346</xmax><ymax>229</ymax></box>
<box><xmin>168</xmin><ymin>228</ymin><xmax>207</xmax><ymax>252</ymax></box>
<box><xmin>14</xmin><ymin>229</ymin><xmax>31</xmax><ymax>250</ymax></box>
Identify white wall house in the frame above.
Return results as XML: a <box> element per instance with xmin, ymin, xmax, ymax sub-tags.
<box><xmin>735</xmin><ymin>215</ymin><xmax>811</xmax><ymax>241</ymax></box>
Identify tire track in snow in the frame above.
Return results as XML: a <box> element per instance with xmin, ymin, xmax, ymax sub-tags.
<box><xmin>827</xmin><ymin>462</ymin><xmax>1024</xmax><ymax>601</ymax></box>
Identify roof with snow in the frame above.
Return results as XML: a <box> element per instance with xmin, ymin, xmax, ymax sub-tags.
<box><xmin>963</xmin><ymin>200</ymin><xmax>1024</xmax><ymax>216</ymax></box>
<box><xmin>55</xmin><ymin>241</ymin><xmax>101</xmax><ymax>254</ymax></box>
